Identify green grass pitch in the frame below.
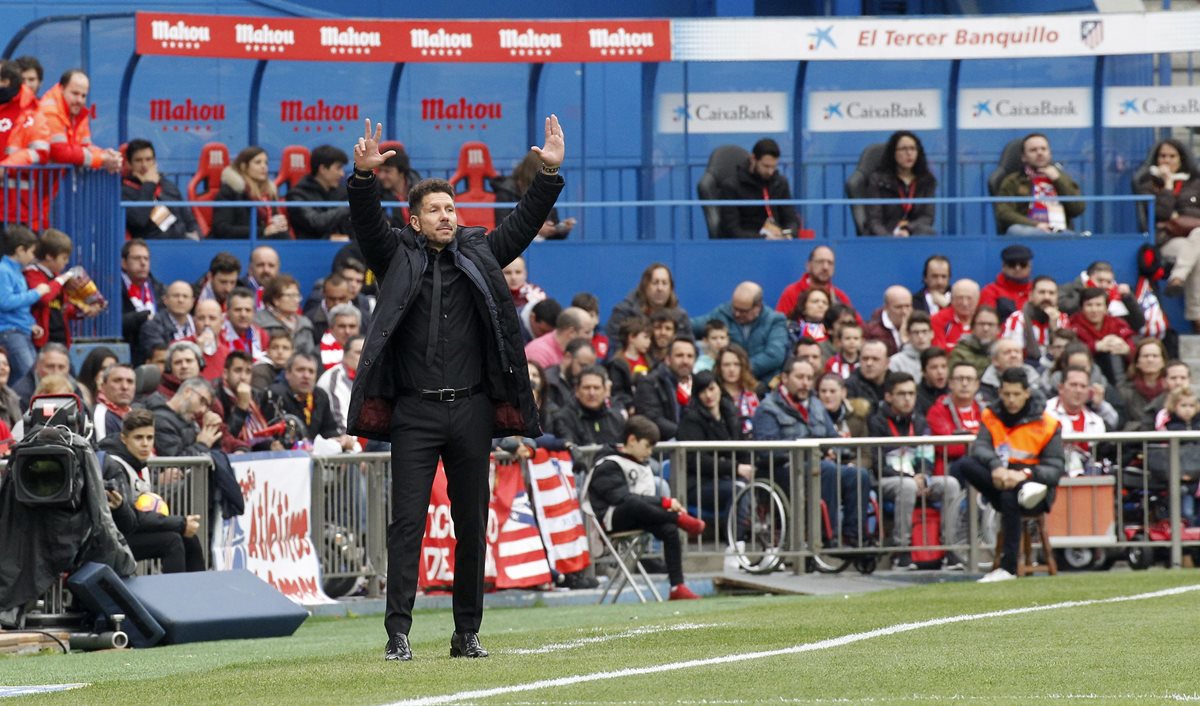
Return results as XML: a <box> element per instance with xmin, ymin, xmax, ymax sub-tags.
<box><xmin>3</xmin><ymin>571</ymin><xmax>1199</xmax><ymax>705</ymax></box>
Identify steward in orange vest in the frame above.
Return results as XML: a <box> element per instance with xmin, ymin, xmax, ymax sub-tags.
<box><xmin>954</xmin><ymin>366</ymin><xmax>1064</xmax><ymax>582</ymax></box>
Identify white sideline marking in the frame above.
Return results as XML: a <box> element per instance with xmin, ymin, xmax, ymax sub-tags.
<box><xmin>505</xmin><ymin>622</ymin><xmax>717</xmax><ymax>655</ymax></box>
<box><xmin>386</xmin><ymin>584</ymin><xmax>1200</xmax><ymax>706</ymax></box>
<box><xmin>0</xmin><ymin>684</ymin><xmax>88</xmax><ymax>698</ymax></box>
<box><xmin>501</xmin><ymin>696</ymin><xmax>1200</xmax><ymax>704</ymax></box>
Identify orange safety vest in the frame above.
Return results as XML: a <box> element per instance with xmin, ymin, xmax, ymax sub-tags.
<box><xmin>980</xmin><ymin>408</ymin><xmax>1060</xmax><ymax>469</ymax></box>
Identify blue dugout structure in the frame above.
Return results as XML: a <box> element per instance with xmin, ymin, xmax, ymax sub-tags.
<box><xmin>3</xmin><ymin>7</ymin><xmax>1177</xmax><ymax>333</ymax></box>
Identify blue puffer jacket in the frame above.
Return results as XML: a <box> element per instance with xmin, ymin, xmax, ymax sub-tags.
<box><xmin>691</xmin><ymin>303</ymin><xmax>789</xmax><ymax>380</ymax></box>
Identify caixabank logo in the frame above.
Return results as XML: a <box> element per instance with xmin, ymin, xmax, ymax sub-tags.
<box><xmin>1105</xmin><ymin>86</ymin><xmax>1200</xmax><ymax>128</ymax></box>
<box><xmin>809</xmin><ymin>89</ymin><xmax>941</xmax><ymax>132</ymax></box>
<box><xmin>959</xmin><ymin>88</ymin><xmax>1091</xmax><ymax>129</ymax></box>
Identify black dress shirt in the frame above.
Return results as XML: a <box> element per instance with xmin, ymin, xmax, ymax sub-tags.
<box><xmin>395</xmin><ymin>240</ymin><xmax>486</xmax><ymax>392</ymax></box>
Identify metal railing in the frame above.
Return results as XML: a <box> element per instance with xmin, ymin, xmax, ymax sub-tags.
<box><xmin>129</xmin><ymin>191</ymin><xmax>1153</xmax><ymax>244</ymax></box>
<box><xmin>655</xmin><ymin>429</ymin><xmax>1200</xmax><ymax>573</ymax></box>
<box><xmin>1</xmin><ymin>165</ymin><xmax>122</xmax><ymax>339</ymax></box>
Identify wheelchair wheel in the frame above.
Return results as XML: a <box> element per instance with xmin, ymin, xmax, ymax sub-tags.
<box><xmin>1126</xmin><ymin>533</ymin><xmax>1154</xmax><ymax>570</ymax></box>
<box><xmin>726</xmin><ymin>480</ymin><xmax>788</xmax><ymax>574</ymax></box>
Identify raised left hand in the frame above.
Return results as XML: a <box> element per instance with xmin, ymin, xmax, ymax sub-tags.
<box><xmin>531</xmin><ymin>114</ymin><xmax>565</xmax><ymax>168</ymax></box>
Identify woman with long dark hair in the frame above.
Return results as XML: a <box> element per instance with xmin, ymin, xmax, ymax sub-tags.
<box><xmin>210</xmin><ymin>146</ymin><xmax>290</xmax><ymax>239</ymax></box>
<box><xmin>864</xmin><ymin>130</ymin><xmax>937</xmax><ymax>237</ymax></box>
<box><xmin>605</xmin><ymin>262</ymin><xmax>690</xmax><ymax>340</ymax></box>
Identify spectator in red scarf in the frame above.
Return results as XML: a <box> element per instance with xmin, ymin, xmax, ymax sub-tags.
<box><xmin>120</xmin><ymin>239</ymin><xmax>166</xmax><ymax>365</ymax></box>
<box><xmin>1118</xmin><ymin>338</ymin><xmax>1172</xmax><ymax>431</ymax></box>
<box><xmin>1069</xmin><ymin>287</ymin><xmax>1134</xmax><ymax>386</ymax></box>
<box><xmin>980</xmin><ymin>245</ymin><xmax>1034</xmax><ymax>322</ymax></box>
<box><xmin>1057</xmin><ymin>261</ymin><xmax>1145</xmax><ymax>335</ymax></box>
<box><xmin>864</xmin><ymin>130</ymin><xmax>937</xmax><ymax>237</ymax></box>
<box><xmin>210</xmin><ymin>146</ymin><xmax>290</xmax><ymax>240</ymax></box>
<box><xmin>931</xmin><ymin>278</ymin><xmax>980</xmax><ymax>352</ymax></box>
<box><xmin>92</xmin><ymin>362</ymin><xmax>135</xmax><ymax>443</ymax></box>
<box><xmin>633</xmin><ymin>336</ymin><xmax>696</xmax><ymax>441</ymax></box>
<box><xmin>502</xmin><ymin>255</ymin><xmax>546</xmax><ymax>310</ymax></box>
<box><xmin>994</xmin><ymin>133</ymin><xmax>1084</xmax><ymax>236</ymax></box>
<box><xmin>222</xmin><ymin>287</ymin><xmax>270</xmax><ymax>361</ymax></box>
<box><xmin>786</xmin><ymin>286</ymin><xmax>831</xmax><ymax>346</ymax></box>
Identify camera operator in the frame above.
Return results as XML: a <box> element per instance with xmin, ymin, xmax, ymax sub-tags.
<box><xmin>101</xmin><ymin>409</ymin><xmax>204</xmax><ymax>573</ymax></box>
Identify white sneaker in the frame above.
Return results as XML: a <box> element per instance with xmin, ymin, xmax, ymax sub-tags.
<box><xmin>978</xmin><ymin>567</ymin><xmax>1015</xmax><ymax>583</ymax></box>
<box><xmin>1018</xmin><ymin>482</ymin><xmax>1048</xmax><ymax>510</ymax></box>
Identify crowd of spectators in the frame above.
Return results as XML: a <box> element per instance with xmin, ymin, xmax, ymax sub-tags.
<box><xmin>4</xmin><ymin>49</ymin><xmax>1200</xmax><ymax>584</ymax></box>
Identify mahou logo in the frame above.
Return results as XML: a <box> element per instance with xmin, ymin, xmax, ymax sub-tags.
<box><xmin>235</xmin><ymin>23</ymin><xmax>296</xmax><ymax>53</ymax></box>
<box><xmin>150</xmin><ymin>19</ymin><xmax>211</xmax><ymax>50</ymax></box>
<box><xmin>150</xmin><ymin>99</ymin><xmax>226</xmax><ymax>122</ymax></box>
<box><xmin>421</xmin><ymin>97</ymin><xmax>502</xmax><ymax>131</ymax></box>
<box><xmin>280</xmin><ymin>99</ymin><xmax>360</xmax><ymax>134</ymax></box>
<box><xmin>410</xmin><ymin>28</ymin><xmax>473</xmax><ymax>56</ymax></box>
<box><xmin>498</xmin><ymin>28</ymin><xmax>563</xmax><ymax>57</ymax></box>
<box><xmin>319</xmin><ymin>25</ymin><xmax>382</xmax><ymax>56</ymax></box>
<box><xmin>588</xmin><ymin>27</ymin><xmax>654</xmax><ymax>56</ymax></box>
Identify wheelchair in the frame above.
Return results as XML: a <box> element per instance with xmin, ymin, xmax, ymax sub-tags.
<box><xmin>725</xmin><ymin>477</ymin><xmax>882</xmax><ymax>576</ymax></box>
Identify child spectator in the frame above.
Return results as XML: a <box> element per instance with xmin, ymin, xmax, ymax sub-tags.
<box><xmin>0</xmin><ymin>225</ymin><xmax>67</xmax><ymax>383</ymax></box>
<box><xmin>251</xmin><ymin>330</ymin><xmax>293</xmax><ymax>392</ymax></box>
<box><xmin>1161</xmin><ymin>386</ymin><xmax>1200</xmax><ymax>525</ymax></box>
<box><xmin>694</xmin><ymin>319</ymin><xmax>729</xmax><ymax>373</ymax></box>
<box><xmin>607</xmin><ymin>315</ymin><xmax>652</xmax><ymax>413</ymax></box>
<box><xmin>572</xmin><ymin>292</ymin><xmax>609</xmax><ymax>360</ymax></box>
<box><xmin>587</xmin><ymin>415</ymin><xmax>704</xmax><ymax>601</ymax></box>
<box><xmin>25</xmin><ymin>228</ymin><xmax>99</xmax><ymax>350</ymax></box>
<box><xmin>824</xmin><ymin>321</ymin><xmax>863</xmax><ymax>380</ymax></box>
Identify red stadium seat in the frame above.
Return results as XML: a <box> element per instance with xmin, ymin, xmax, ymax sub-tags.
<box><xmin>274</xmin><ymin>145</ymin><xmax>310</xmax><ymax>194</ymax></box>
<box><xmin>187</xmin><ymin>142</ymin><xmax>230</xmax><ymax>237</ymax></box>
<box><xmin>448</xmin><ymin>141</ymin><xmax>498</xmax><ymax>230</ymax></box>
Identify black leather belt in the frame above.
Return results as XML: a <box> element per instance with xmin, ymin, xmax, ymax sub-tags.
<box><xmin>398</xmin><ymin>384</ymin><xmax>483</xmax><ymax>402</ymax></box>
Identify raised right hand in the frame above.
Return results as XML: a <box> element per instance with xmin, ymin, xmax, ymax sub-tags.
<box><xmin>353</xmin><ymin>119</ymin><xmax>397</xmax><ymax>172</ymax></box>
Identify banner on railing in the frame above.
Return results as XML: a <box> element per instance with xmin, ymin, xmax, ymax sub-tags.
<box><xmin>526</xmin><ymin>450</ymin><xmax>591</xmax><ymax>576</ymax></box>
<box><xmin>136</xmin><ymin>12</ymin><xmax>671</xmax><ymax>63</ymax></box>
<box><xmin>419</xmin><ymin>460</ymin><xmax>553</xmax><ymax>592</ymax></box>
<box><xmin>210</xmin><ymin>451</ymin><xmax>334</xmax><ymax>605</ymax></box>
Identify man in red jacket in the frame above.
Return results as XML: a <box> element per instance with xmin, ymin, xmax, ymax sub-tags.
<box><xmin>775</xmin><ymin>245</ymin><xmax>857</xmax><ymax>317</ymax></box>
<box><xmin>980</xmin><ymin>244</ymin><xmax>1034</xmax><ymax>322</ymax></box>
<box><xmin>931</xmin><ymin>278</ymin><xmax>980</xmax><ymax>352</ymax></box>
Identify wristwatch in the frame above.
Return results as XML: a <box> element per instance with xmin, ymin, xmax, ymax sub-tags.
<box><xmin>540</xmin><ymin>163</ymin><xmax>559</xmax><ymax>176</ymax></box>
<box><xmin>353</xmin><ymin>167</ymin><xmax>374</xmax><ymax>181</ymax></box>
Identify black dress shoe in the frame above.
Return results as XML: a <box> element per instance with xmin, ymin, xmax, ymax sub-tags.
<box><xmin>450</xmin><ymin>631</ymin><xmax>489</xmax><ymax>658</ymax></box>
<box><xmin>385</xmin><ymin>633</ymin><xmax>412</xmax><ymax>661</ymax></box>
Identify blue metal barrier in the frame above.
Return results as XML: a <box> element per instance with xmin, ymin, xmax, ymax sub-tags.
<box><xmin>2</xmin><ymin>166</ymin><xmax>122</xmax><ymax>339</ymax></box>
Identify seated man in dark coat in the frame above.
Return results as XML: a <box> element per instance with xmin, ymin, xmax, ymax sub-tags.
<box><xmin>715</xmin><ymin>138</ymin><xmax>800</xmax><ymax>239</ymax></box>
<box><xmin>632</xmin><ymin>336</ymin><xmax>696</xmax><ymax>441</ymax></box>
<box><xmin>269</xmin><ymin>351</ymin><xmax>355</xmax><ymax>451</ymax></box>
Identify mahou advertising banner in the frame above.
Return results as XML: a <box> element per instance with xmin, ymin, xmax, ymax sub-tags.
<box><xmin>210</xmin><ymin>451</ymin><xmax>335</xmax><ymax>606</ymax></box>
<box><xmin>136</xmin><ymin>12</ymin><xmax>671</xmax><ymax>63</ymax></box>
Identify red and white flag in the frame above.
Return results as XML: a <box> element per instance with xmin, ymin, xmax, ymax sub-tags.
<box><xmin>488</xmin><ymin>461</ymin><xmax>553</xmax><ymax>589</ymax></box>
<box><xmin>527</xmin><ymin>449</ymin><xmax>591</xmax><ymax>575</ymax></box>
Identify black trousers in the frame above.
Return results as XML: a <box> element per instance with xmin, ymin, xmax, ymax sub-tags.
<box><xmin>386</xmin><ymin>393</ymin><xmax>493</xmax><ymax>637</ymax></box>
<box><xmin>608</xmin><ymin>499</ymin><xmax>684</xmax><ymax>587</ymax></box>
<box><xmin>953</xmin><ymin>456</ymin><xmax>1049</xmax><ymax>575</ymax></box>
<box><xmin>126</xmin><ymin>531</ymin><xmax>205</xmax><ymax>573</ymax></box>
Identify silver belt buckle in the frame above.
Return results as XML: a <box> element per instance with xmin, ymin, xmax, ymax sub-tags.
<box><xmin>438</xmin><ymin>388</ymin><xmax>457</xmax><ymax>402</ymax></box>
